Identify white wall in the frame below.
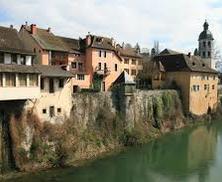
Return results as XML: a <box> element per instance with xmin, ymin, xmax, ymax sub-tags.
<box><xmin>26</xmin><ymin>56</ymin><xmax>32</xmax><ymax>65</ymax></box>
<box><xmin>0</xmin><ymin>87</ymin><xmax>40</xmax><ymax>100</ymax></box>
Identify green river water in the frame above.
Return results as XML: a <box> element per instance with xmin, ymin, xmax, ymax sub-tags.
<box><xmin>4</xmin><ymin>121</ymin><xmax>222</xmax><ymax>182</ymax></box>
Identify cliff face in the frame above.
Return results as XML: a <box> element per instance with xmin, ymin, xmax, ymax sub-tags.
<box><xmin>1</xmin><ymin>90</ymin><xmax>185</xmax><ymax>172</ymax></box>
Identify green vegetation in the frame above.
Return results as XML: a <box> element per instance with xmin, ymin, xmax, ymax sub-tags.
<box><xmin>6</xmin><ymin>91</ymin><xmax>184</xmax><ymax>172</ymax></box>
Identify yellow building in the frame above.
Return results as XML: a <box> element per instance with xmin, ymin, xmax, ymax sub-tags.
<box><xmin>151</xmin><ymin>50</ymin><xmax>218</xmax><ymax>116</ymax></box>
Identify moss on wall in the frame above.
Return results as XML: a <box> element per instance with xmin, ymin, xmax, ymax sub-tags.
<box><xmin>5</xmin><ymin>90</ymin><xmax>185</xmax><ymax>172</ymax></box>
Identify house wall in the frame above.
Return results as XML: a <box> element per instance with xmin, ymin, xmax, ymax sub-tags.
<box><xmin>85</xmin><ymin>48</ymin><xmax>123</xmax><ymax>91</ymax></box>
<box><xmin>189</xmin><ymin>73</ymin><xmax>218</xmax><ymax>115</ymax></box>
<box><xmin>121</xmin><ymin>56</ymin><xmax>143</xmax><ymax>80</ymax></box>
<box><xmin>28</xmin><ymin>77</ymin><xmax>73</xmax><ymax>123</ymax></box>
<box><xmin>0</xmin><ymin>73</ymin><xmax>40</xmax><ymax>101</ymax></box>
<box><xmin>152</xmin><ymin>71</ymin><xmax>218</xmax><ymax>115</ymax></box>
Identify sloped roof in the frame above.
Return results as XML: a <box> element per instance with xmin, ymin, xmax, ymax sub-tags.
<box><xmin>56</xmin><ymin>36</ymin><xmax>85</xmax><ymax>53</ymax></box>
<box><xmin>159</xmin><ymin>49</ymin><xmax>181</xmax><ymax>55</ymax></box>
<box><xmin>25</xmin><ymin>26</ymin><xmax>68</xmax><ymax>52</ymax></box>
<box><xmin>154</xmin><ymin>54</ymin><xmax>218</xmax><ymax>74</ymax></box>
<box><xmin>117</xmin><ymin>46</ymin><xmax>142</xmax><ymax>58</ymax></box>
<box><xmin>113</xmin><ymin>71</ymin><xmax>136</xmax><ymax>85</ymax></box>
<box><xmin>34</xmin><ymin>65</ymin><xmax>73</xmax><ymax>77</ymax></box>
<box><xmin>0</xmin><ymin>64</ymin><xmax>40</xmax><ymax>74</ymax></box>
<box><xmin>89</xmin><ymin>35</ymin><xmax>115</xmax><ymax>51</ymax></box>
<box><xmin>0</xmin><ymin>26</ymin><xmax>33</xmax><ymax>55</ymax></box>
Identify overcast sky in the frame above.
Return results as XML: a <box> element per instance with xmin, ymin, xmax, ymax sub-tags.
<box><xmin>0</xmin><ymin>0</ymin><xmax>222</xmax><ymax>53</ymax></box>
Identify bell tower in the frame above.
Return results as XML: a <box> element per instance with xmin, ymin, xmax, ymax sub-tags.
<box><xmin>198</xmin><ymin>20</ymin><xmax>215</xmax><ymax>69</ymax></box>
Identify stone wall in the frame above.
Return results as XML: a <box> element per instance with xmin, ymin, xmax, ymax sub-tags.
<box><xmin>1</xmin><ymin>90</ymin><xmax>185</xmax><ymax>172</ymax></box>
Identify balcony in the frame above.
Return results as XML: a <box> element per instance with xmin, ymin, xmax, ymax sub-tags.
<box><xmin>95</xmin><ymin>67</ymin><xmax>111</xmax><ymax>77</ymax></box>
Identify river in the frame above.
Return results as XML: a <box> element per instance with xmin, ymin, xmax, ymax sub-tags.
<box><xmin>4</xmin><ymin>121</ymin><xmax>222</xmax><ymax>182</ymax></box>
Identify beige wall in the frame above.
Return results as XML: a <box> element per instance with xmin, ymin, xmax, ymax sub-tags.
<box><xmin>152</xmin><ymin>71</ymin><xmax>218</xmax><ymax>115</ymax></box>
<box><xmin>28</xmin><ymin>77</ymin><xmax>73</xmax><ymax>123</ymax></box>
<box><xmin>121</xmin><ymin>56</ymin><xmax>143</xmax><ymax>80</ymax></box>
<box><xmin>189</xmin><ymin>73</ymin><xmax>218</xmax><ymax>115</ymax></box>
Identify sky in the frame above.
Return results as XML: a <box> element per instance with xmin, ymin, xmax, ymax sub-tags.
<box><xmin>0</xmin><ymin>0</ymin><xmax>222</xmax><ymax>54</ymax></box>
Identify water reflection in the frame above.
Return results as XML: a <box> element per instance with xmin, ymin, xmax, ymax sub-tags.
<box><xmin>5</xmin><ymin>123</ymin><xmax>221</xmax><ymax>182</ymax></box>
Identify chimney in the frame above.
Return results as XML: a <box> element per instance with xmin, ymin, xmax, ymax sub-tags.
<box><xmin>47</xmin><ymin>27</ymin><xmax>51</xmax><ymax>33</ymax></box>
<box><xmin>86</xmin><ymin>32</ymin><xmax>92</xmax><ymax>46</ymax></box>
<box><xmin>31</xmin><ymin>24</ymin><xmax>37</xmax><ymax>35</ymax></box>
<box><xmin>10</xmin><ymin>25</ymin><xmax>13</xmax><ymax>29</ymax></box>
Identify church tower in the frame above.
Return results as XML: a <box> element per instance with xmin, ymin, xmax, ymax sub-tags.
<box><xmin>198</xmin><ymin>20</ymin><xmax>215</xmax><ymax>69</ymax></box>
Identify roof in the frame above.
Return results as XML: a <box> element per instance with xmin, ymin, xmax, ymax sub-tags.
<box><xmin>117</xmin><ymin>46</ymin><xmax>142</xmax><ymax>58</ymax></box>
<box><xmin>113</xmin><ymin>71</ymin><xmax>136</xmax><ymax>85</ymax></box>
<box><xmin>199</xmin><ymin>21</ymin><xmax>214</xmax><ymax>41</ymax></box>
<box><xmin>160</xmin><ymin>49</ymin><xmax>181</xmax><ymax>55</ymax></box>
<box><xmin>154</xmin><ymin>54</ymin><xmax>218</xmax><ymax>74</ymax></box>
<box><xmin>88</xmin><ymin>35</ymin><xmax>115</xmax><ymax>51</ymax></box>
<box><xmin>0</xmin><ymin>64</ymin><xmax>40</xmax><ymax>74</ymax></box>
<box><xmin>0</xmin><ymin>26</ymin><xmax>33</xmax><ymax>55</ymax></box>
<box><xmin>34</xmin><ymin>65</ymin><xmax>74</xmax><ymax>78</ymax></box>
<box><xmin>25</xmin><ymin>26</ymin><xmax>68</xmax><ymax>52</ymax></box>
<box><xmin>56</xmin><ymin>36</ymin><xmax>85</xmax><ymax>53</ymax></box>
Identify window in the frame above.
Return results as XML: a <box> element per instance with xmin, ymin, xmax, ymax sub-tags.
<box><xmin>208</xmin><ymin>41</ymin><xmax>211</xmax><ymax>48</ymax></box>
<box><xmin>203</xmin><ymin>41</ymin><xmax>206</xmax><ymax>48</ymax></box>
<box><xmin>49</xmin><ymin>78</ymin><xmax>54</xmax><ymax>93</ymax></box>
<box><xmin>71</xmin><ymin>62</ymin><xmax>77</xmax><ymax>69</ymax></box>
<box><xmin>49</xmin><ymin>106</ymin><xmax>55</xmax><ymax>117</ymax></box>
<box><xmin>5</xmin><ymin>73</ymin><xmax>16</xmax><ymax>87</ymax></box>
<box><xmin>124</xmin><ymin>69</ymin><xmax>129</xmax><ymax>74</ymax></box>
<box><xmin>131</xmin><ymin>69</ymin><xmax>137</xmax><ymax>76</ymax></box>
<box><xmin>104</xmin><ymin>63</ymin><xmax>107</xmax><ymax>70</ymax></box>
<box><xmin>124</xmin><ymin>58</ymin><xmax>129</xmax><ymax>64</ymax></box>
<box><xmin>19</xmin><ymin>74</ymin><xmax>27</xmax><ymax>87</ymax></box>
<box><xmin>73</xmin><ymin>85</ymin><xmax>79</xmax><ymax>93</ymax></box>
<box><xmin>42</xmin><ymin>109</ymin><xmax>47</xmax><ymax>114</ymax></box>
<box><xmin>77</xmin><ymin>74</ymin><xmax>85</xmax><ymax>80</ymax></box>
<box><xmin>98</xmin><ymin>62</ymin><xmax>101</xmax><ymax>70</ymax></box>
<box><xmin>29</xmin><ymin>74</ymin><xmax>38</xmax><ymax>87</ymax></box>
<box><xmin>0</xmin><ymin>73</ymin><xmax>2</xmax><ymax>87</ymax></box>
<box><xmin>99</xmin><ymin>50</ymin><xmax>102</xmax><ymax>57</ymax></box>
<box><xmin>115</xmin><ymin>64</ymin><xmax>118</xmax><ymax>72</ymax></box>
<box><xmin>78</xmin><ymin>63</ymin><xmax>83</xmax><ymax>70</ymax></box>
<box><xmin>0</xmin><ymin>52</ymin><xmax>4</xmax><ymax>64</ymax></box>
<box><xmin>12</xmin><ymin>54</ymin><xmax>17</xmax><ymax>64</ymax></box>
<box><xmin>59</xmin><ymin>79</ymin><xmax>64</xmax><ymax>88</ymax></box>
<box><xmin>104</xmin><ymin>51</ymin><xmax>106</xmax><ymax>58</ymax></box>
<box><xmin>131</xmin><ymin>59</ymin><xmax>136</xmax><ymax>65</ymax></box>
<box><xmin>212</xmin><ymin>85</ymin><xmax>215</xmax><ymax>90</ymax></box>
<box><xmin>213</xmin><ymin>76</ymin><xmax>216</xmax><ymax>80</ymax></box>
<box><xmin>208</xmin><ymin>51</ymin><xmax>211</xmax><ymax>58</ymax></box>
<box><xmin>57</xmin><ymin>108</ymin><xmax>62</xmax><ymax>113</ymax></box>
<box><xmin>20</xmin><ymin>55</ymin><xmax>26</xmax><ymax>65</ymax></box>
<box><xmin>203</xmin><ymin>52</ymin><xmax>206</xmax><ymax>58</ymax></box>
<box><xmin>40</xmin><ymin>78</ymin><xmax>44</xmax><ymax>90</ymax></box>
<box><xmin>204</xmin><ymin>84</ymin><xmax>207</xmax><ymax>90</ymax></box>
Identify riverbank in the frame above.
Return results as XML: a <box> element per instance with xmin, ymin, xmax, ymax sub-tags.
<box><xmin>1</xmin><ymin>90</ymin><xmax>220</xmax><ymax>178</ymax></box>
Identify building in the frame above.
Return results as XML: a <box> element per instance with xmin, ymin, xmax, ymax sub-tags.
<box><xmin>19</xmin><ymin>24</ymin><xmax>90</xmax><ymax>91</ymax></box>
<box><xmin>0</xmin><ymin>25</ymin><xmax>40</xmax><ymax>101</ymax></box>
<box><xmin>27</xmin><ymin>65</ymin><xmax>74</xmax><ymax>123</ymax></box>
<box><xmin>151</xmin><ymin>51</ymin><xmax>218</xmax><ymax>116</ymax></box>
<box><xmin>196</xmin><ymin>20</ymin><xmax>215</xmax><ymax>69</ymax></box>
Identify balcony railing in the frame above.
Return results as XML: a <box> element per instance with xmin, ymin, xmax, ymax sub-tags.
<box><xmin>95</xmin><ymin>67</ymin><xmax>111</xmax><ymax>76</ymax></box>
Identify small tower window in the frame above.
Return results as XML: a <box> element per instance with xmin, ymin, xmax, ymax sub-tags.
<box><xmin>203</xmin><ymin>41</ymin><xmax>206</xmax><ymax>48</ymax></box>
<box><xmin>208</xmin><ymin>51</ymin><xmax>211</xmax><ymax>58</ymax></box>
<box><xmin>208</xmin><ymin>41</ymin><xmax>211</xmax><ymax>48</ymax></box>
